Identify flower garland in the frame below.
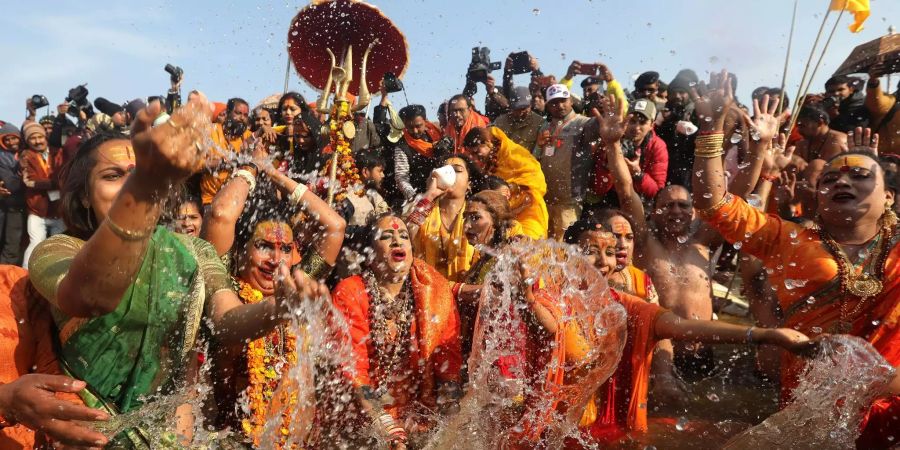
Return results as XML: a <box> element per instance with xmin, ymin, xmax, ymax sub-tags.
<box><xmin>319</xmin><ymin>100</ymin><xmax>363</xmax><ymax>203</ymax></box>
<box><xmin>237</xmin><ymin>280</ymin><xmax>299</xmax><ymax>449</ymax></box>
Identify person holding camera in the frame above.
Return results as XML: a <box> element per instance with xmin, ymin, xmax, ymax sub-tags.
<box><xmin>823</xmin><ymin>75</ymin><xmax>869</xmax><ymax>133</ymax></box>
<box><xmin>19</xmin><ymin>122</ymin><xmax>64</xmax><ymax>269</ymax></box>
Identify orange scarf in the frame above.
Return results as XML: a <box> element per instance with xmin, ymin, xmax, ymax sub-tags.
<box><xmin>403</xmin><ymin>121</ymin><xmax>443</xmax><ymax>158</ymax></box>
<box><xmin>444</xmin><ymin>110</ymin><xmax>489</xmax><ymax>153</ymax></box>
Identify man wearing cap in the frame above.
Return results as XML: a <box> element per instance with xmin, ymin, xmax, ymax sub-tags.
<box><xmin>394</xmin><ymin>104</ymin><xmax>444</xmax><ymax>202</ymax></box>
<box><xmin>590</xmin><ymin>99</ymin><xmax>669</xmax><ymax>209</ymax></box>
<box><xmin>0</xmin><ymin>122</ymin><xmax>25</xmax><ymax>265</ymax></box>
<box><xmin>533</xmin><ymin>83</ymin><xmax>592</xmax><ymax>240</ymax></box>
<box><xmin>494</xmin><ymin>86</ymin><xmax>544</xmax><ymax>151</ymax></box>
<box><xmin>19</xmin><ymin>122</ymin><xmax>64</xmax><ymax>269</ymax></box>
<box><xmin>656</xmin><ymin>69</ymin><xmax>700</xmax><ymax>188</ymax></box>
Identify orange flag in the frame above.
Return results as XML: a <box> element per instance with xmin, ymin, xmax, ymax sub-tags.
<box><xmin>829</xmin><ymin>0</ymin><xmax>870</xmax><ymax>33</ymax></box>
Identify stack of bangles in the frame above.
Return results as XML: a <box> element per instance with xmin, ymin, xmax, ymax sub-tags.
<box><xmin>376</xmin><ymin>412</ymin><xmax>408</xmax><ymax>445</ymax></box>
<box><xmin>300</xmin><ymin>248</ymin><xmax>333</xmax><ymax>281</ymax></box>
<box><xmin>406</xmin><ymin>197</ymin><xmax>436</xmax><ymax>226</ymax></box>
<box><xmin>694</xmin><ymin>131</ymin><xmax>725</xmax><ymax>159</ymax></box>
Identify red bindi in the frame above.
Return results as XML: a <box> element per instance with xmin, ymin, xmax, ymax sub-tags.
<box><xmin>391</xmin><ymin>220</ymin><xmax>401</xmax><ymax>230</ymax></box>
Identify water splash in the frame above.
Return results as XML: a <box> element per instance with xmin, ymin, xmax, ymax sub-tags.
<box><xmin>425</xmin><ymin>240</ymin><xmax>627</xmax><ymax>449</ymax></box>
<box><xmin>723</xmin><ymin>335</ymin><xmax>896</xmax><ymax>450</ymax></box>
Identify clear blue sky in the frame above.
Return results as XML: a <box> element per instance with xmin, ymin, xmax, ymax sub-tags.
<box><xmin>1</xmin><ymin>0</ymin><xmax>897</xmax><ymax>124</ymax></box>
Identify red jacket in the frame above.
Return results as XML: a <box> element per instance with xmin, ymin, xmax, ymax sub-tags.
<box><xmin>593</xmin><ymin>130</ymin><xmax>668</xmax><ymax>198</ymax></box>
<box><xmin>20</xmin><ymin>149</ymin><xmax>62</xmax><ymax>218</ymax></box>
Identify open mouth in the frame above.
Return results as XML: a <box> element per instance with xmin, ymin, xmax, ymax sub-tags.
<box><xmin>390</xmin><ymin>248</ymin><xmax>407</xmax><ymax>262</ymax></box>
<box><xmin>831</xmin><ymin>191</ymin><xmax>856</xmax><ymax>202</ymax></box>
<box><xmin>258</xmin><ymin>265</ymin><xmax>276</xmax><ymax>281</ymax></box>
<box><xmin>615</xmin><ymin>251</ymin><xmax>628</xmax><ymax>265</ymax></box>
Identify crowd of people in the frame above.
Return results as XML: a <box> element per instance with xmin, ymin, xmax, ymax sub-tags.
<box><xmin>0</xmin><ymin>49</ymin><xmax>898</xmax><ymax>450</ymax></box>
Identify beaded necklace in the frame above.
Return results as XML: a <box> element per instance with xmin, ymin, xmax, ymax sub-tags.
<box><xmin>362</xmin><ymin>271</ymin><xmax>414</xmax><ymax>389</ymax></box>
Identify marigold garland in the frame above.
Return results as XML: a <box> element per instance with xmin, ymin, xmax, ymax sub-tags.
<box><xmin>319</xmin><ymin>100</ymin><xmax>363</xmax><ymax>203</ymax></box>
<box><xmin>237</xmin><ymin>280</ymin><xmax>299</xmax><ymax>449</ymax></box>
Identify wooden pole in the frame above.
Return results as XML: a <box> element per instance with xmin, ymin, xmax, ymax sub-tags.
<box><xmin>787</xmin><ymin>7</ymin><xmax>846</xmax><ymax>133</ymax></box>
<box><xmin>788</xmin><ymin>6</ymin><xmax>833</xmax><ymax>123</ymax></box>
<box><xmin>777</xmin><ymin>0</ymin><xmax>800</xmax><ymax>116</ymax></box>
<box><xmin>283</xmin><ymin>50</ymin><xmax>292</xmax><ymax>94</ymax></box>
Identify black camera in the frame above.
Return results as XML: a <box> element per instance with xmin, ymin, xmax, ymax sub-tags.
<box><xmin>508</xmin><ymin>51</ymin><xmax>532</xmax><ymax>75</ymax></box>
<box><xmin>165</xmin><ymin>64</ymin><xmax>183</xmax><ymax>84</ymax></box>
<box><xmin>65</xmin><ymin>84</ymin><xmax>92</xmax><ymax>118</ymax></box>
<box><xmin>467</xmin><ymin>47</ymin><xmax>501</xmax><ymax>83</ymax></box>
<box><xmin>383</xmin><ymin>72</ymin><xmax>404</xmax><ymax>93</ymax></box>
<box><xmin>31</xmin><ymin>95</ymin><xmax>50</xmax><ymax>110</ymax></box>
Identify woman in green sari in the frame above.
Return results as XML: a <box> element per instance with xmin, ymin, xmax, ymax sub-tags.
<box><xmin>27</xmin><ymin>98</ymin><xmax>327</xmax><ymax>448</ymax></box>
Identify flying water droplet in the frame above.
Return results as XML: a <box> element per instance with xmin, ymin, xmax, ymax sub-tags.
<box><xmin>730</xmin><ymin>132</ymin><xmax>743</xmax><ymax>144</ymax></box>
<box><xmin>675</xmin><ymin>416</ymin><xmax>689</xmax><ymax>431</ymax></box>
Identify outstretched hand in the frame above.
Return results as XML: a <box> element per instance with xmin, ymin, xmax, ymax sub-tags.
<box><xmin>762</xmin><ymin>328</ymin><xmax>817</xmax><ymax>357</ymax></box>
<box><xmin>130</xmin><ymin>95</ymin><xmax>214</xmax><ymax>192</ymax></box>
<box><xmin>591</xmin><ymin>93</ymin><xmax>625</xmax><ymax>146</ymax></box>
<box><xmin>847</xmin><ymin>127</ymin><xmax>879</xmax><ymax>154</ymax></box>
<box><xmin>0</xmin><ymin>374</ymin><xmax>109</xmax><ymax>447</ymax></box>
<box><xmin>691</xmin><ymin>69</ymin><xmax>735</xmax><ymax>132</ymax></box>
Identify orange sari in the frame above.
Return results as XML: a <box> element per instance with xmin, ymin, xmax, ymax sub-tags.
<box><xmin>331</xmin><ymin>259</ymin><xmax>462</xmax><ymax>421</ymax></box>
<box><xmin>701</xmin><ymin>194</ymin><xmax>900</xmax><ymax>449</ymax></box>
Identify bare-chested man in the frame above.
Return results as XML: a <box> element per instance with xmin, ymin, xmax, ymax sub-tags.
<box><xmin>792</xmin><ymin>104</ymin><xmax>848</xmax><ymax>219</ymax></box>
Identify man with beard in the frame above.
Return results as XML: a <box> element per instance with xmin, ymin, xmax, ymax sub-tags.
<box><xmin>0</xmin><ymin>122</ymin><xmax>25</xmax><ymax>264</ymax></box>
<box><xmin>823</xmin><ymin>75</ymin><xmax>869</xmax><ymax>133</ymax></box>
<box><xmin>201</xmin><ymin>97</ymin><xmax>252</xmax><ymax>206</ymax></box>
<box><xmin>394</xmin><ymin>104</ymin><xmax>445</xmax><ymax>202</ymax></box>
<box><xmin>19</xmin><ymin>123</ymin><xmax>64</xmax><ymax>269</ymax></box>
<box><xmin>493</xmin><ymin>86</ymin><xmax>544</xmax><ymax>150</ymax></box>
<box><xmin>444</xmin><ymin>95</ymin><xmax>489</xmax><ymax>153</ymax></box>
<box><xmin>656</xmin><ymin>69</ymin><xmax>700</xmax><ymax>188</ymax></box>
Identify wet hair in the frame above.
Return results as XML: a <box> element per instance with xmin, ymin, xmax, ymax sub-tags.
<box><xmin>462</xmin><ymin>127</ymin><xmax>493</xmax><ymax>148</ymax></box>
<box><xmin>226</xmin><ymin>97</ymin><xmax>248</xmax><ymax>113</ymax></box>
<box><xmin>485</xmin><ymin>175</ymin><xmax>509</xmax><ymax>191</ymax></box>
<box><xmin>798</xmin><ymin>104</ymin><xmax>830</xmax><ymax>125</ymax></box>
<box><xmin>563</xmin><ymin>218</ymin><xmax>604</xmax><ymax>244</ymax></box>
<box><xmin>59</xmin><ymin>131</ymin><xmax>130</xmax><ymax>239</ymax></box>
<box><xmin>232</xmin><ymin>186</ymin><xmax>293</xmax><ymax>275</ymax></box>
<box><xmin>398</xmin><ymin>104</ymin><xmax>427</xmax><ymax>122</ymax></box>
<box><xmin>468</xmin><ymin>190</ymin><xmax>513</xmax><ymax>246</ymax></box>
<box><xmin>354</xmin><ymin>150</ymin><xmax>385</xmax><ymax>171</ymax></box>
<box><xmin>585</xmin><ymin>208</ymin><xmax>634</xmax><ymax>231</ymax></box>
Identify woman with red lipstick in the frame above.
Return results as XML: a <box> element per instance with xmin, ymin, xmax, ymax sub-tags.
<box><xmin>200</xmin><ymin>139</ymin><xmax>345</xmax><ymax>447</ymax></box>
<box><xmin>331</xmin><ymin>213</ymin><xmax>462</xmax><ymax>449</ymax></box>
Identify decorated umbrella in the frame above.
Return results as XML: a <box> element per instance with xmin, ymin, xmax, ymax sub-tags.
<box><xmin>833</xmin><ymin>33</ymin><xmax>900</xmax><ymax>76</ymax></box>
<box><xmin>288</xmin><ymin>0</ymin><xmax>409</xmax><ymax>96</ymax></box>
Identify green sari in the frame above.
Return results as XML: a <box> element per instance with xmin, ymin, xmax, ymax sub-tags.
<box><xmin>29</xmin><ymin>227</ymin><xmax>233</xmax><ymax>448</ymax></box>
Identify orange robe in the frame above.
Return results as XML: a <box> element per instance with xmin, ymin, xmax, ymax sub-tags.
<box><xmin>0</xmin><ymin>266</ymin><xmax>79</xmax><ymax>448</ymax></box>
<box><xmin>201</xmin><ymin>124</ymin><xmax>251</xmax><ymax>205</ymax></box>
<box><xmin>331</xmin><ymin>259</ymin><xmax>462</xmax><ymax>421</ymax></box>
<box><xmin>701</xmin><ymin>194</ymin><xmax>900</xmax><ymax>449</ymax></box>
<box><xmin>587</xmin><ymin>290</ymin><xmax>666</xmax><ymax>444</ymax></box>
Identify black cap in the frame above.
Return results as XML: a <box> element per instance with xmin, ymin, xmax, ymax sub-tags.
<box><xmin>580</xmin><ymin>76</ymin><xmax>602</xmax><ymax>89</ymax></box>
<box><xmin>94</xmin><ymin>97</ymin><xmax>124</xmax><ymax>116</ymax></box>
<box><xmin>635</xmin><ymin>71</ymin><xmax>660</xmax><ymax>90</ymax></box>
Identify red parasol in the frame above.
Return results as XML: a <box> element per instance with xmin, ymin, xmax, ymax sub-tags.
<box><xmin>288</xmin><ymin>0</ymin><xmax>408</xmax><ymax>96</ymax></box>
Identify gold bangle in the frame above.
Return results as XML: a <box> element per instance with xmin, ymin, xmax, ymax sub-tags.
<box><xmin>300</xmin><ymin>249</ymin><xmax>333</xmax><ymax>280</ymax></box>
<box><xmin>105</xmin><ymin>217</ymin><xmax>155</xmax><ymax>241</ymax></box>
<box><xmin>697</xmin><ymin>193</ymin><xmax>733</xmax><ymax>218</ymax></box>
<box><xmin>694</xmin><ymin>150</ymin><xmax>724</xmax><ymax>159</ymax></box>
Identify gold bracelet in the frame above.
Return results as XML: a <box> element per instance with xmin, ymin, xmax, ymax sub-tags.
<box><xmin>694</xmin><ymin>150</ymin><xmax>724</xmax><ymax>159</ymax></box>
<box><xmin>300</xmin><ymin>248</ymin><xmax>333</xmax><ymax>280</ymax></box>
<box><xmin>105</xmin><ymin>217</ymin><xmax>155</xmax><ymax>241</ymax></box>
<box><xmin>696</xmin><ymin>193</ymin><xmax>733</xmax><ymax>218</ymax></box>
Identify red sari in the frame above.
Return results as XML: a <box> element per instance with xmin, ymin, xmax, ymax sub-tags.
<box><xmin>331</xmin><ymin>259</ymin><xmax>462</xmax><ymax>421</ymax></box>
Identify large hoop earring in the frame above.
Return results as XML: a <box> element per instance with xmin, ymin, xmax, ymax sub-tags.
<box><xmin>881</xmin><ymin>203</ymin><xmax>898</xmax><ymax>229</ymax></box>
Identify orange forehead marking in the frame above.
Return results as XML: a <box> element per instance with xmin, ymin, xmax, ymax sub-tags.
<box><xmin>253</xmin><ymin>221</ymin><xmax>293</xmax><ymax>244</ymax></box>
<box><xmin>826</xmin><ymin>155</ymin><xmax>868</xmax><ymax>173</ymax></box>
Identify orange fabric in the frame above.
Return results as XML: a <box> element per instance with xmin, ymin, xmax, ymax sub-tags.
<box><xmin>212</xmin><ymin>102</ymin><xmax>227</xmax><ymax>120</ymax></box>
<box><xmin>587</xmin><ymin>290</ymin><xmax>664</xmax><ymax>442</ymax></box>
<box><xmin>402</xmin><ymin>121</ymin><xmax>442</xmax><ymax>158</ymax></box>
<box><xmin>201</xmin><ymin>124</ymin><xmax>251</xmax><ymax>205</ymax></box>
<box><xmin>0</xmin><ymin>266</ymin><xmax>80</xmax><ymax>447</ymax></box>
<box><xmin>702</xmin><ymin>195</ymin><xmax>900</xmax><ymax>448</ymax></box>
<box><xmin>444</xmin><ymin>110</ymin><xmax>489</xmax><ymax>153</ymax></box>
<box><xmin>331</xmin><ymin>259</ymin><xmax>461</xmax><ymax>419</ymax></box>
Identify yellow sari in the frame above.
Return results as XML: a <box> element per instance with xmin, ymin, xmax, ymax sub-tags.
<box><xmin>414</xmin><ymin>203</ymin><xmax>474</xmax><ymax>282</ymax></box>
<box><xmin>487</xmin><ymin>127</ymin><xmax>550</xmax><ymax>239</ymax></box>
